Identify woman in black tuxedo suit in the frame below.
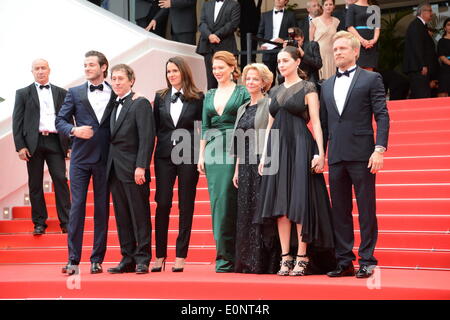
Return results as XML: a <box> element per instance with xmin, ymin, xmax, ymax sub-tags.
<box><xmin>152</xmin><ymin>57</ymin><xmax>204</xmax><ymax>272</ymax></box>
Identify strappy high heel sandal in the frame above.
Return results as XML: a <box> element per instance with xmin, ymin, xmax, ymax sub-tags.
<box><xmin>151</xmin><ymin>257</ymin><xmax>166</xmax><ymax>272</ymax></box>
<box><xmin>290</xmin><ymin>254</ymin><xmax>311</xmax><ymax>276</ymax></box>
<box><xmin>277</xmin><ymin>253</ymin><xmax>294</xmax><ymax>276</ymax></box>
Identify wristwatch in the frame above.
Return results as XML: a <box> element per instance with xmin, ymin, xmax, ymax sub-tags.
<box><xmin>374</xmin><ymin>146</ymin><xmax>386</xmax><ymax>154</ymax></box>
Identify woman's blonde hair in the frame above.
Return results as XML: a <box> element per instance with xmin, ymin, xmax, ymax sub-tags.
<box><xmin>212</xmin><ymin>51</ymin><xmax>241</xmax><ymax>81</ymax></box>
<box><xmin>242</xmin><ymin>63</ymin><xmax>273</xmax><ymax>93</ymax></box>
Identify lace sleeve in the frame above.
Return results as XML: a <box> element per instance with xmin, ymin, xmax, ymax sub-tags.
<box><xmin>304</xmin><ymin>80</ymin><xmax>317</xmax><ymax>95</ymax></box>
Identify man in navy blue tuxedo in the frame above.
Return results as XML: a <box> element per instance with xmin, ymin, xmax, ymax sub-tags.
<box><xmin>320</xmin><ymin>32</ymin><xmax>389</xmax><ymax>279</ymax></box>
<box><xmin>56</xmin><ymin>51</ymin><xmax>116</xmax><ymax>275</ymax></box>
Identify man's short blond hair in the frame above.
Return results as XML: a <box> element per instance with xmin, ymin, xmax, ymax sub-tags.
<box><xmin>333</xmin><ymin>31</ymin><xmax>361</xmax><ymax>50</ymax></box>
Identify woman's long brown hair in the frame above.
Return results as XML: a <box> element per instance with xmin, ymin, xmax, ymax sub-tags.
<box><xmin>158</xmin><ymin>56</ymin><xmax>203</xmax><ymax>101</ymax></box>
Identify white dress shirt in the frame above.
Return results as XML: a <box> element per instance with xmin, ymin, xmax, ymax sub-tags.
<box><xmin>87</xmin><ymin>81</ymin><xmax>112</xmax><ymax>123</ymax></box>
<box><xmin>214</xmin><ymin>1</ymin><xmax>224</xmax><ymax>22</ymax></box>
<box><xmin>35</xmin><ymin>82</ymin><xmax>57</xmax><ymax>132</ymax></box>
<box><xmin>116</xmin><ymin>90</ymin><xmax>131</xmax><ymax>121</ymax></box>
<box><xmin>418</xmin><ymin>16</ymin><xmax>426</xmax><ymax>25</ymax></box>
<box><xmin>170</xmin><ymin>88</ymin><xmax>184</xmax><ymax>128</ymax></box>
<box><xmin>333</xmin><ymin>65</ymin><xmax>357</xmax><ymax>115</ymax></box>
<box><xmin>272</xmin><ymin>8</ymin><xmax>284</xmax><ymax>39</ymax></box>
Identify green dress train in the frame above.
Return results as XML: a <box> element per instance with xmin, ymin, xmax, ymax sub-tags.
<box><xmin>202</xmin><ymin>85</ymin><xmax>250</xmax><ymax>272</ymax></box>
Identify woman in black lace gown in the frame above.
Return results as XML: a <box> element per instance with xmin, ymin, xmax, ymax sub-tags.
<box><xmin>257</xmin><ymin>46</ymin><xmax>335</xmax><ymax>276</ymax></box>
<box><xmin>231</xmin><ymin>63</ymin><xmax>280</xmax><ymax>274</ymax></box>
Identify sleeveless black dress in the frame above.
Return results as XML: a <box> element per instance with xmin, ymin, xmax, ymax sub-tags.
<box><xmin>256</xmin><ymin>81</ymin><xmax>335</xmax><ymax>273</ymax></box>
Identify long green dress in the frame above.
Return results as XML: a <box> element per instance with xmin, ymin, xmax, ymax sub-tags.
<box><xmin>202</xmin><ymin>85</ymin><xmax>250</xmax><ymax>272</ymax></box>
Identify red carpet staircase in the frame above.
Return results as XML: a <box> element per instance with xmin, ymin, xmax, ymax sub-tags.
<box><xmin>0</xmin><ymin>97</ymin><xmax>449</xmax><ymax>299</ymax></box>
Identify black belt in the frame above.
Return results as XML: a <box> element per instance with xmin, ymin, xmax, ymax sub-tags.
<box><xmin>39</xmin><ymin>131</ymin><xmax>58</xmax><ymax>136</ymax></box>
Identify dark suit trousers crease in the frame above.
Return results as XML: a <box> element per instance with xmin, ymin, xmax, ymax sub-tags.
<box><xmin>204</xmin><ymin>53</ymin><xmax>218</xmax><ymax>90</ymax></box>
<box><xmin>68</xmin><ymin>162</ymin><xmax>109</xmax><ymax>264</ymax></box>
<box><xmin>263</xmin><ymin>54</ymin><xmax>278</xmax><ymax>88</ymax></box>
<box><xmin>154</xmin><ymin>157</ymin><xmax>199</xmax><ymax>258</ymax></box>
<box><xmin>328</xmin><ymin>161</ymin><xmax>378</xmax><ymax>267</ymax></box>
<box><xmin>110</xmin><ymin>169</ymin><xmax>152</xmax><ymax>265</ymax></box>
<box><xmin>408</xmin><ymin>72</ymin><xmax>431</xmax><ymax>99</ymax></box>
<box><xmin>26</xmin><ymin>134</ymin><xmax>70</xmax><ymax>228</ymax></box>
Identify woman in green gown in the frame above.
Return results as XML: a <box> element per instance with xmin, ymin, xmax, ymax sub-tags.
<box><xmin>198</xmin><ymin>51</ymin><xmax>250</xmax><ymax>272</ymax></box>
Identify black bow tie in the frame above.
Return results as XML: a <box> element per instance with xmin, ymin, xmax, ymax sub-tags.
<box><xmin>275</xmin><ymin>9</ymin><xmax>284</xmax><ymax>14</ymax></box>
<box><xmin>216</xmin><ymin>0</ymin><xmax>224</xmax><ymax>2</ymax></box>
<box><xmin>116</xmin><ymin>97</ymin><xmax>126</xmax><ymax>106</ymax></box>
<box><xmin>336</xmin><ymin>68</ymin><xmax>356</xmax><ymax>78</ymax></box>
<box><xmin>39</xmin><ymin>84</ymin><xmax>50</xmax><ymax>90</ymax></box>
<box><xmin>171</xmin><ymin>91</ymin><xmax>184</xmax><ymax>103</ymax></box>
<box><xmin>89</xmin><ymin>84</ymin><xmax>104</xmax><ymax>92</ymax></box>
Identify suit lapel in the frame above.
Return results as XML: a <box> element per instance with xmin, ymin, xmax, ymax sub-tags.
<box><xmin>164</xmin><ymin>92</ymin><xmax>176</xmax><ymax>129</ymax></box>
<box><xmin>29</xmin><ymin>84</ymin><xmax>40</xmax><ymax>111</ymax></box>
<box><xmin>214</xmin><ymin>0</ymin><xmax>229</xmax><ymax>27</ymax></box>
<box><xmin>112</xmin><ymin>95</ymin><xmax>132</xmax><ymax>137</ymax></box>
<box><xmin>50</xmin><ymin>84</ymin><xmax>60</xmax><ymax>113</ymax></box>
<box><xmin>177</xmin><ymin>99</ymin><xmax>191</xmax><ymax>129</ymax></box>
<box><xmin>280</xmin><ymin>11</ymin><xmax>288</xmax><ymax>36</ymax></box>
<box><xmin>329</xmin><ymin>76</ymin><xmax>340</xmax><ymax>115</ymax></box>
<box><xmin>110</xmin><ymin>102</ymin><xmax>118</xmax><ymax>133</ymax></box>
<box><xmin>80</xmin><ymin>82</ymin><xmax>99</xmax><ymax>123</ymax></box>
<box><xmin>267</xmin><ymin>12</ymin><xmax>273</xmax><ymax>36</ymax></box>
<box><xmin>341</xmin><ymin>67</ymin><xmax>361</xmax><ymax>115</ymax></box>
<box><xmin>99</xmin><ymin>82</ymin><xmax>116</xmax><ymax>126</ymax></box>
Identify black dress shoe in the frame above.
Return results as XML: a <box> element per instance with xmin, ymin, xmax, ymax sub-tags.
<box><xmin>107</xmin><ymin>263</ymin><xmax>136</xmax><ymax>274</ymax></box>
<box><xmin>327</xmin><ymin>265</ymin><xmax>355</xmax><ymax>277</ymax></box>
<box><xmin>33</xmin><ymin>225</ymin><xmax>46</xmax><ymax>235</ymax></box>
<box><xmin>61</xmin><ymin>226</ymin><xmax>68</xmax><ymax>234</ymax></box>
<box><xmin>136</xmin><ymin>264</ymin><xmax>149</xmax><ymax>274</ymax></box>
<box><xmin>355</xmin><ymin>265</ymin><xmax>375</xmax><ymax>278</ymax></box>
<box><xmin>90</xmin><ymin>263</ymin><xmax>103</xmax><ymax>274</ymax></box>
<box><xmin>62</xmin><ymin>262</ymin><xmax>79</xmax><ymax>275</ymax></box>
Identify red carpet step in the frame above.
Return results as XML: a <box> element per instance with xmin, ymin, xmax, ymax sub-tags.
<box><xmin>0</xmin><ymin>264</ymin><xmax>448</xmax><ymax>300</ymax></box>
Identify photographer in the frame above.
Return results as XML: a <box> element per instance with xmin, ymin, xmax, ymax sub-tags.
<box><xmin>281</xmin><ymin>27</ymin><xmax>322</xmax><ymax>86</ymax></box>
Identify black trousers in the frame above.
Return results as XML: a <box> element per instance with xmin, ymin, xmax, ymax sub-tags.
<box><xmin>26</xmin><ymin>134</ymin><xmax>70</xmax><ymax>228</ymax></box>
<box><xmin>172</xmin><ymin>32</ymin><xmax>196</xmax><ymax>45</ymax></box>
<box><xmin>154</xmin><ymin>157</ymin><xmax>199</xmax><ymax>259</ymax></box>
<box><xmin>110</xmin><ymin>169</ymin><xmax>152</xmax><ymax>266</ymax></box>
<box><xmin>328</xmin><ymin>161</ymin><xmax>378</xmax><ymax>267</ymax></box>
<box><xmin>408</xmin><ymin>72</ymin><xmax>431</xmax><ymax>99</ymax></box>
<box><xmin>263</xmin><ymin>53</ymin><xmax>278</xmax><ymax>88</ymax></box>
<box><xmin>204</xmin><ymin>52</ymin><xmax>218</xmax><ymax>90</ymax></box>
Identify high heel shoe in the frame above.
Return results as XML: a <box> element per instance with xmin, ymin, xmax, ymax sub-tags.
<box><xmin>290</xmin><ymin>254</ymin><xmax>311</xmax><ymax>276</ymax></box>
<box><xmin>172</xmin><ymin>257</ymin><xmax>185</xmax><ymax>272</ymax></box>
<box><xmin>151</xmin><ymin>257</ymin><xmax>166</xmax><ymax>272</ymax></box>
<box><xmin>277</xmin><ymin>253</ymin><xmax>294</xmax><ymax>276</ymax></box>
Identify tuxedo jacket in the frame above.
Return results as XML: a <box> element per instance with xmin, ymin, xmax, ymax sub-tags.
<box><xmin>106</xmin><ymin>95</ymin><xmax>155</xmax><ymax>184</ymax></box>
<box><xmin>300</xmin><ymin>41</ymin><xmax>322</xmax><ymax>84</ymax></box>
<box><xmin>257</xmin><ymin>9</ymin><xmax>297</xmax><ymax>61</ymax></box>
<box><xmin>320</xmin><ymin>67</ymin><xmax>390</xmax><ymax>165</ymax></box>
<box><xmin>238</xmin><ymin>0</ymin><xmax>261</xmax><ymax>34</ymax></box>
<box><xmin>298</xmin><ymin>16</ymin><xmax>311</xmax><ymax>43</ymax></box>
<box><xmin>153</xmin><ymin>0</ymin><xmax>197</xmax><ymax>34</ymax></box>
<box><xmin>196</xmin><ymin>0</ymin><xmax>240</xmax><ymax>55</ymax></box>
<box><xmin>153</xmin><ymin>91</ymin><xmax>203</xmax><ymax>159</ymax></box>
<box><xmin>13</xmin><ymin>83</ymin><xmax>70</xmax><ymax>155</ymax></box>
<box><xmin>403</xmin><ymin>17</ymin><xmax>439</xmax><ymax>77</ymax></box>
<box><xmin>55</xmin><ymin>82</ymin><xmax>116</xmax><ymax>165</ymax></box>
